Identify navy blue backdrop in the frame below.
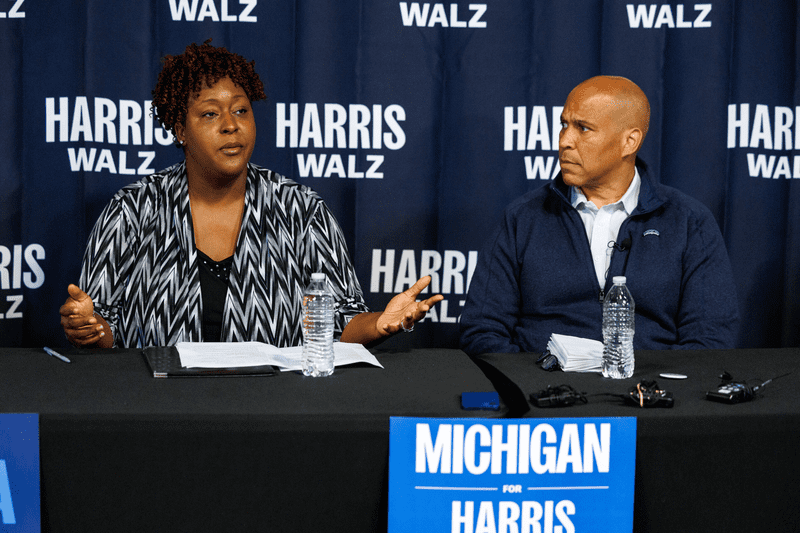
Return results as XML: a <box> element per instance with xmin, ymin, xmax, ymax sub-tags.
<box><xmin>1</xmin><ymin>0</ymin><xmax>797</xmax><ymax>349</ymax></box>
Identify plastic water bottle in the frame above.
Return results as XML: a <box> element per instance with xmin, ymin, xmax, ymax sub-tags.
<box><xmin>302</xmin><ymin>273</ymin><xmax>335</xmax><ymax>377</ymax></box>
<box><xmin>601</xmin><ymin>276</ymin><xmax>635</xmax><ymax>379</ymax></box>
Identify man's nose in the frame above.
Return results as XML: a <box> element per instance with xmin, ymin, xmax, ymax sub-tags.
<box><xmin>559</xmin><ymin>127</ymin><xmax>574</xmax><ymax>150</ymax></box>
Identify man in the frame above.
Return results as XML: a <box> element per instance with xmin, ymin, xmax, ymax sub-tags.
<box><xmin>459</xmin><ymin>75</ymin><xmax>739</xmax><ymax>356</ymax></box>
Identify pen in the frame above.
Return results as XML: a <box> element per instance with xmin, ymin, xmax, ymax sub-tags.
<box><xmin>43</xmin><ymin>346</ymin><xmax>71</xmax><ymax>364</ymax></box>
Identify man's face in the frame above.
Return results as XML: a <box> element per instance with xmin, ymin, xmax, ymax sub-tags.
<box><xmin>176</xmin><ymin>76</ymin><xmax>256</xmax><ymax>183</ymax></box>
<box><xmin>558</xmin><ymin>89</ymin><xmax>627</xmax><ymax>191</ymax></box>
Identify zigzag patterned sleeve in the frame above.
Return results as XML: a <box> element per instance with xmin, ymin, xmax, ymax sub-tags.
<box><xmin>306</xmin><ymin>199</ymin><xmax>370</xmax><ymax>337</ymax></box>
<box><xmin>78</xmin><ymin>194</ymin><xmax>137</xmax><ymax>346</ymax></box>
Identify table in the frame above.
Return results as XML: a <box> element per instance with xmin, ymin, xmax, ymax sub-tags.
<box><xmin>475</xmin><ymin>347</ymin><xmax>800</xmax><ymax>532</ymax></box>
<box><xmin>0</xmin><ymin>347</ymin><xmax>494</xmax><ymax>532</ymax></box>
<box><xmin>1</xmin><ymin>347</ymin><xmax>799</xmax><ymax>532</ymax></box>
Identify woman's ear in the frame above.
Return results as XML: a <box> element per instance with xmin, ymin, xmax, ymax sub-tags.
<box><xmin>174</xmin><ymin>123</ymin><xmax>185</xmax><ymax>145</ymax></box>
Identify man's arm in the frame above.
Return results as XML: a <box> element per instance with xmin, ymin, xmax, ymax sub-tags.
<box><xmin>459</xmin><ymin>219</ymin><xmax>524</xmax><ymax>356</ymax></box>
<box><xmin>674</xmin><ymin>210</ymin><xmax>740</xmax><ymax>348</ymax></box>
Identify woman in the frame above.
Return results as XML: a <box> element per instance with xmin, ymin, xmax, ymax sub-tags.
<box><xmin>59</xmin><ymin>41</ymin><xmax>442</xmax><ymax>349</ymax></box>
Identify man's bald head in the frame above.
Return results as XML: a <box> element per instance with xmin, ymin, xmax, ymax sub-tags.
<box><xmin>567</xmin><ymin>75</ymin><xmax>650</xmax><ymax>143</ymax></box>
<box><xmin>558</xmin><ymin>76</ymin><xmax>651</xmax><ymax>206</ymax></box>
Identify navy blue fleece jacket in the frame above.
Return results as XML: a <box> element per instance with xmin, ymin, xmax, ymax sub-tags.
<box><xmin>459</xmin><ymin>169</ymin><xmax>740</xmax><ymax>355</ymax></box>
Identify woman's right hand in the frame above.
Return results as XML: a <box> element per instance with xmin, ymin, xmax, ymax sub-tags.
<box><xmin>59</xmin><ymin>284</ymin><xmax>107</xmax><ymax>347</ymax></box>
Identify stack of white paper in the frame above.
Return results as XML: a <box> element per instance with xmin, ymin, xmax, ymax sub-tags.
<box><xmin>176</xmin><ymin>341</ymin><xmax>383</xmax><ymax>371</ymax></box>
<box><xmin>546</xmin><ymin>333</ymin><xmax>603</xmax><ymax>373</ymax></box>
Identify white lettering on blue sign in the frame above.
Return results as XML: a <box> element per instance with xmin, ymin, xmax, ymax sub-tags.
<box><xmin>503</xmin><ymin>106</ymin><xmax>564</xmax><ymax>180</ymax></box>
<box><xmin>295</xmin><ymin>154</ymin><xmax>385</xmax><ymax>179</ymax></box>
<box><xmin>0</xmin><ymin>244</ymin><xmax>45</xmax><ymax>320</ymax></box>
<box><xmin>524</xmin><ymin>156</ymin><xmax>561</xmax><ymax>180</ymax></box>
<box><xmin>168</xmin><ymin>0</ymin><xmax>257</xmax><ymax>22</ymax></box>
<box><xmin>0</xmin><ymin>245</ymin><xmax>45</xmax><ymax>291</ymax></box>
<box><xmin>44</xmin><ymin>96</ymin><xmax>169</xmax><ymax>175</ymax></box>
<box><xmin>389</xmin><ymin>417</ymin><xmax>635</xmax><ymax>533</ymax></box>
<box><xmin>399</xmin><ymin>3</ymin><xmax>487</xmax><ymax>28</ymax></box>
<box><xmin>745</xmin><ymin>154</ymin><xmax>800</xmax><ymax>179</ymax></box>
<box><xmin>415</xmin><ymin>423</ymin><xmax>611</xmax><ymax>475</ymax></box>
<box><xmin>45</xmin><ymin>97</ymin><xmax>170</xmax><ymax>146</ymax></box>
<box><xmin>451</xmin><ymin>499</ymin><xmax>575</xmax><ymax>533</ymax></box>
<box><xmin>503</xmin><ymin>106</ymin><xmax>562</xmax><ymax>152</ymax></box>
<box><xmin>370</xmin><ymin>249</ymin><xmax>478</xmax><ymax>296</ymax></box>
<box><xmin>276</xmin><ymin>103</ymin><xmax>406</xmax><ymax>150</ymax></box>
<box><xmin>626</xmin><ymin>4</ymin><xmax>711</xmax><ymax>28</ymax></box>
<box><xmin>369</xmin><ymin>249</ymin><xmax>477</xmax><ymax>323</ymax></box>
<box><xmin>0</xmin><ymin>0</ymin><xmax>25</xmax><ymax>19</ymax></box>
<box><xmin>0</xmin><ymin>415</ymin><xmax>39</xmax><ymax>530</ymax></box>
<box><xmin>66</xmin><ymin>148</ymin><xmax>157</xmax><ymax>175</ymax></box>
<box><xmin>727</xmin><ymin>104</ymin><xmax>799</xmax><ymax>151</ymax></box>
<box><xmin>0</xmin><ymin>460</ymin><xmax>16</xmax><ymax>525</ymax></box>
<box><xmin>727</xmin><ymin>104</ymin><xmax>800</xmax><ymax>179</ymax></box>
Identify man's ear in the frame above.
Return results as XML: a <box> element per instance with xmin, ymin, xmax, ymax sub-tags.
<box><xmin>621</xmin><ymin>127</ymin><xmax>643</xmax><ymax>158</ymax></box>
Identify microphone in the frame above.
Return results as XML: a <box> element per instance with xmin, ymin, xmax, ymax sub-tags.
<box><xmin>602</xmin><ymin>236</ymin><xmax>633</xmax><ymax>301</ymax></box>
<box><xmin>608</xmin><ymin>237</ymin><xmax>632</xmax><ymax>252</ymax></box>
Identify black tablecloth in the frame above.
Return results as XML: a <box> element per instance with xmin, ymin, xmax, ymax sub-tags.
<box><xmin>1</xmin><ymin>346</ymin><xmax>799</xmax><ymax>532</ymax></box>
<box><xmin>475</xmin><ymin>348</ymin><xmax>800</xmax><ymax>532</ymax></box>
<box><xmin>0</xmin><ymin>347</ymin><xmax>494</xmax><ymax>532</ymax></box>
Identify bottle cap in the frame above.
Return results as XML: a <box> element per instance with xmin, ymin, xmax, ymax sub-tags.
<box><xmin>311</xmin><ymin>272</ymin><xmax>326</xmax><ymax>281</ymax></box>
<box><xmin>612</xmin><ymin>276</ymin><xmax>627</xmax><ymax>285</ymax></box>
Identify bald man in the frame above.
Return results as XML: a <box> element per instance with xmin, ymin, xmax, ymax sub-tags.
<box><xmin>460</xmin><ymin>76</ymin><xmax>739</xmax><ymax>356</ymax></box>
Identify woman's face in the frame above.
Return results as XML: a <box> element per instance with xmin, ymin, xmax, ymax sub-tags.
<box><xmin>175</xmin><ymin>76</ymin><xmax>256</xmax><ymax>183</ymax></box>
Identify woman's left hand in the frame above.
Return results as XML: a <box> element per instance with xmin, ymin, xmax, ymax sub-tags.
<box><xmin>376</xmin><ymin>276</ymin><xmax>444</xmax><ymax>336</ymax></box>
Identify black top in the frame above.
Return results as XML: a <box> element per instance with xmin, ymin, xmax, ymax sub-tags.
<box><xmin>197</xmin><ymin>249</ymin><xmax>233</xmax><ymax>342</ymax></box>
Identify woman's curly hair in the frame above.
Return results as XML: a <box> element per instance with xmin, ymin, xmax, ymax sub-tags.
<box><xmin>151</xmin><ymin>41</ymin><xmax>267</xmax><ymax>145</ymax></box>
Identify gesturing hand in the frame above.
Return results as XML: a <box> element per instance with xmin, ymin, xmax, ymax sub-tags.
<box><xmin>59</xmin><ymin>284</ymin><xmax>106</xmax><ymax>347</ymax></box>
<box><xmin>376</xmin><ymin>276</ymin><xmax>444</xmax><ymax>336</ymax></box>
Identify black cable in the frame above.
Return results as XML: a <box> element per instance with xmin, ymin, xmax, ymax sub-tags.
<box><xmin>624</xmin><ymin>380</ymin><xmax>674</xmax><ymax>408</ymax></box>
<box><xmin>529</xmin><ymin>384</ymin><xmax>588</xmax><ymax>408</ymax></box>
<box><xmin>706</xmin><ymin>370</ymin><xmax>793</xmax><ymax>404</ymax></box>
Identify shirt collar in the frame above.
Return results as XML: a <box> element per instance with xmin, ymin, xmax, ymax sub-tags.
<box><xmin>570</xmin><ymin>167</ymin><xmax>641</xmax><ymax>214</ymax></box>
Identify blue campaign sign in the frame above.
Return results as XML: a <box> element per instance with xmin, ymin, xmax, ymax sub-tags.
<box><xmin>389</xmin><ymin>417</ymin><xmax>636</xmax><ymax>533</ymax></box>
<box><xmin>0</xmin><ymin>414</ymin><xmax>40</xmax><ymax>532</ymax></box>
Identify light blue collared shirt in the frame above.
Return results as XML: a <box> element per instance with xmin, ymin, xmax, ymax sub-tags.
<box><xmin>570</xmin><ymin>168</ymin><xmax>641</xmax><ymax>288</ymax></box>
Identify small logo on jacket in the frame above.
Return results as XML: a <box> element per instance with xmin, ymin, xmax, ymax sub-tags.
<box><xmin>643</xmin><ymin>229</ymin><xmax>660</xmax><ymax>237</ymax></box>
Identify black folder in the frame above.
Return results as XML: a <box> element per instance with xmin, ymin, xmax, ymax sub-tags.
<box><xmin>142</xmin><ymin>346</ymin><xmax>280</xmax><ymax>378</ymax></box>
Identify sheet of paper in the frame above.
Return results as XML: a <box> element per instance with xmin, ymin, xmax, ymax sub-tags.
<box><xmin>176</xmin><ymin>341</ymin><xmax>382</xmax><ymax>371</ymax></box>
<box><xmin>177</xmin><ymin>341</ymin><xmax>295</xmax><ymax>369</ymax></box>
<box><xmin>275</xmin><ymin>342</ymin><xmax>384</xmax><ymax>371</ymax></box>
